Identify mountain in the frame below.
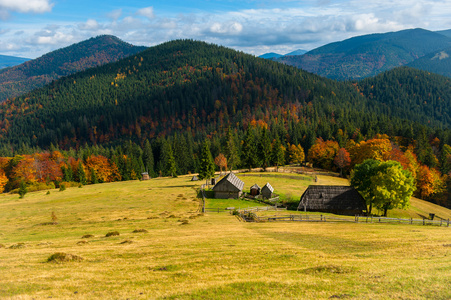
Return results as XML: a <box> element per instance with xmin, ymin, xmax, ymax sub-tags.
<box><xmin>277</xmin><ymin>28</ymin><xmax>451</xmax><ymax>80</ymax></box>
<box><xmin>258</xmin><ymin>52</ymin><xmax>283</xmax><ymax>59</ymax></box>
<box><xmin>0</xmin><ymin>40</ymin><xmax>450</xmax><ymax>153</ymax></box>
<box><xmin>0</xmin><ymin>55</ymin><xmax>30</xmax><ymax>69</ymax></box>
<box><xmin>436</xmin><ymin>29</ymin><xmax>451</xmax><ymax>38</ymax></box>
<box><xmin>284</xmin><ymin>49</ymin><xmax>307</xmax><ymax>56</ymax></box>
<box><xmin>0</xmin><ymin>35</ymin><xmax>147</xmax><ymax>102</ymax></box>
<box><xmin>407</xmin><ymin>47</ymin><xmax>451</xmax><ymax>78</ymax></box>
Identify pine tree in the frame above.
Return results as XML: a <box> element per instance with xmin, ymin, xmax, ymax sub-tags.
<box><xmin>225</xmin><ymin>129</ymin><xmax>240</xmax><ymax>171</ymax></box>
<box><xmin>77</xmin><ymin>162</ymin><xmax>87</xmax><ymax>185</ymax></box>
<box><xmin>271</xmin><ymin>135</ymin><xmax>285</xmax><ymax>171</ymax></box>
<box><xmin>142</xmin><ymin>139</ymin><xmax>155</xmax><ymax>177</ymax></box>
<box><xmin>242</xmin><ymin>126</ymin><xmax>257</xmax><ymax>171</ymax></box>
<box><xmin>18</xmin><ymin>181</ymin><xmax>27</xmax><ymax>198</ymax></box>
<box><xmin>198</xmin><ymin>140</ymin><xmax>215</xmax><ymax>180</ymax></box>
<box><xmin>259</xmin><ymin>127</ymin><xmax>271</xmax><ymax>170</ymax></box>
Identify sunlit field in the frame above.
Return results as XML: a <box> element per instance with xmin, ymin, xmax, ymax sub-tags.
<box><xmin>0</xmin><ymin>174</ymin><xmax>450</xmax><ymax>299</ymax></box>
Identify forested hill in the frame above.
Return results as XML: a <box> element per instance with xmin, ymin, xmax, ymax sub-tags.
<box><xmin>0</xmin><ymin>35</ymin><xmax>147</xmax><ymax>102</ymax></box>
<box><xmin>0</xmin><ymin>40</ymin><xmax>450</xmax><ymax>153</ymax></box>
<box><xmin>357</xmin><ymin>67</ymin><xmax>451</xmax><ymax>128</ymax></box>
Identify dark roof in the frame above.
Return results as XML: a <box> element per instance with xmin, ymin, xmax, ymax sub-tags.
<box><xmin>298</xmin><ymin>185</ymin><xmax>366</xmax><ymax>212</ymax></box>
<box><xmin>262</xmin><ymin>183</ymin><xmax>274</xmax><ymax>193</ymax></box>
<box><xmin>212</xmin><ymin>172</ymin><xmax>244</xmax><ymax>192</ymax></box>
<box><xmin>250</xmin><ymin>184</ymin><xmax>261</xmax><ymax>190</ymax></box>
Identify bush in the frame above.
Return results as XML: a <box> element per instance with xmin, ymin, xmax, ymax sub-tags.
<box><xmin>81</xmin><ymin>234</ymin><xmax>94</xmax><ymax>239</ymax></box>
<box><xmin>12</xmin><ymin>182</ymin><xmax>56</xmax><ymax>195</ymax></box>
<box><xmin>132</xmin><ymin>229</ymin><xmax>148</xmax><ymax>233</ymax></box>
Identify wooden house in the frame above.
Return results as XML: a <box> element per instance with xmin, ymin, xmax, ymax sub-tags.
<box><xmin>261</xmin><ymin>183</ymin><xmax>274</xmax><ymax>199</ymax></box>
<box><xmin>250</xmin><ymin>184</ymin><xmax>261</xmax><ymax>196</ymax></box>
<box><xmin>298</xmin><ymin>185</ymin><xmax>367</xmax><ymax>215</ymax></box>
<box><xmin>141</xmin><ymin>172</ymin><xmax>150</xmax><ymax>180</ymax></box>
<box><xmin>212</xmin><ymin>172</ymin><xmax>244</xmax><ymax>199</ymax></box>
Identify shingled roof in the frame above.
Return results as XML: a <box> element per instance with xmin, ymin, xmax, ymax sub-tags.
<box><xmin>298</xmin><ymin>185</ymin><xmax>367</xmax><ymax>215</ymax></box>
<box><xmin>213</xmin><ymin>172</ymin><xmax>244</xmax><ymax>192</ymax></box>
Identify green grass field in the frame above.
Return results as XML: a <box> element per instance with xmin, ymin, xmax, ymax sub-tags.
<box><xmin>0</xmin><ymin>173</ymin><xmax>450</xmax><ymax>299</ymax></box>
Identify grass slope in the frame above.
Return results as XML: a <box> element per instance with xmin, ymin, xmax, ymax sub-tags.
<box><xmin>0</xmin><ymin>174</ymin><xmax>450</xmax><ymax>299</ymax></box>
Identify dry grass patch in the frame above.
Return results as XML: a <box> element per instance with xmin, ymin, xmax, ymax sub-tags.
<box><xmin>81</xmin><ymin>234</ymin><xmax>94</xmax><ymax>239</ymax></box>
<box><xmin>132</xmin><ymin>229</ymin><xmax>148</xmax><ymax>233</ymax></box>
<box><xmin>105</xmin><ymin>231</ymin><xmax>120</xmax><ymax>237</ymax></box>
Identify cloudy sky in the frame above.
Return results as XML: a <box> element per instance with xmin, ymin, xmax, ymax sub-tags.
<box><xmin>1</xmin><ymin>0</ymin><xmax>451</xmax><ymax>58</ymax></box>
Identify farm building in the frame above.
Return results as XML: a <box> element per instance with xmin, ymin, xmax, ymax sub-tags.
<box><xmin>191</xmin><ymin>175</ymin><xmax>199</xmax><ymax>181</ymax></box>
<box><xmin>250</xmin><ymin>184</ymin><xmax>261</xmax><ymax>196</ymax></box>
<box><xmin>212</xmin><ymin>172</ymin><xmax>244</xmax><ymax>199</ymax></box>
<box><xmin>298</xmin><ymin>185</ymin><xmax>367</xmax><ymax>215</ymax></box>
<box><xmin>141</xmin><ymin>172</ymin><xmax>150</xmax><ymax>180</ymax></box>
<box><xmin>261</xmin><ymin>183</ymin><xmax>274</xmax><ymax>199</ymax></box>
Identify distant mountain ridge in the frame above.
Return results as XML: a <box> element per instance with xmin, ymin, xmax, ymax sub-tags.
<box><xmin>277</xmin><ymin>28</ymin><xmax>451</xmax><ymax>80</ymax></box>
<box><xmin>0</xmin><ymin>55</ymin><xmax>30</xmax><ymax>69</ymax></box>
<box><xmin>0</xmin><ymin>35</ymin><xmax>147</xmax><ymax>102</ymax></box>
<box><xmin>259</xmin><ymin>49</ymin><xmax>307</xmax><ymax>60</ymax></box>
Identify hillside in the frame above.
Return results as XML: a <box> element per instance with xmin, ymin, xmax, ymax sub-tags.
<box><xmin>1</xmin><ymin>39</ymin><xmax>451</xmax><ymax>152</ymax></box>
<box><xmin>0</xmin><ymin>176</ymin><xmax>450</xmax><ymax>299</ymax></box>
<box><xmin>0</xmin><ymin>55</ymin><xmax>30</xmax><ymax>69</ymax></box>
<box><xmin>0</xmin><ymin>35</ymin><xmax>147</xmax><ymax>102</ymax></box>
<box><xmin>278</xmin><ymin>28</ymin><xmax>451</xmax><ymax>80</ymax></box>
<box><xmin>357</xmin><ymin>67</ymin><xmax>451</xmax><ymax>127</ymax></box>
<box><xmin>407</xmin><ymin>47</ymin><xmax>451</xmax><ymax>78</ymax></box>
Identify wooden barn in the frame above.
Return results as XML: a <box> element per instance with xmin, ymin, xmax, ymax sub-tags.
<box><xmin>261</xmin><ymin>183</ymin><xmax>274</xmax><ymax>199</ymax></box>
<box><xmin>212</xmin><ymin>172</ymin><xmax>244</xmax><ymax>199</ymax></box>
<box><xmin>250</xmin><ymin>184</ymin><xmax>261</xmax><ymax>196</ymax></box>
<box><xmin>298</xmin><ymin>185</ymin><xmax>367</xmax><ymax>215</ymax></box>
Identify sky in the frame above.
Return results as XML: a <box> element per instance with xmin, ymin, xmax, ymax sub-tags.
<box><xmin>1</xmin><ymin>0</ymin><xmax>451</xmax><ymax>59</ymax></box>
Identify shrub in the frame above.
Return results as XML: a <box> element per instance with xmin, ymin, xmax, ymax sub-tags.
<box><xmin>59</xmin><ymin>184</ymin><xmax>66</xmax><ymax>191</ymax></box>
<box><xmin>46</xmin><ymin>191</ymin><xmax>51</xmax><ymax>195</ymax></box>
<box><xmin>9</xmin><ymin>243</ymin><xmax>26</xmax><ymax>249</ymax></box>
<box><xmin>132</xmin><ymin>229</ymin><xmax>148</xmax><ymax>233</ymax></box>
<box><xmin>105</xmin><ymin>231</ymin><xmax>120</xmax><ymax>237</ymax></box>
<box><xmin>81</xmin><ymin>234</ymin><xmax>94</xmax><ymax>239</ymax></box>
<box><xmin>47</xmin><ymin>252</ymin><xmax>83</xmax><ymax>263</ymax></box>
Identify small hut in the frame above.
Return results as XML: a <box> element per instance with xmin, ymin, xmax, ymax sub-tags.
<box><xmin>141</xmin><ymin>172</ymin><xmax>150</xmax><ymax>180</ymax></box>
<box><xmin>212</xmin><ymin>172</ymin><xmax>244</xmax><ymax>199</ymax></box>
<box><xmin>191</xmin><ymin>175</ymin><xmax>199</xmax><ymax>181</ymax></box>
<box><xmin>250</xmin><ymin>184</ymin><xmax>261</xmax><ymax>196</ymax></box>
<box><xmin>261</xmin><ymin>183</ymin><xmax>274</xmax><ymax>199</ymax></box>
<box><xmin>298</xmin><ymin>185</ymin><xmax>366</xmax><ymax>215</ymax></box>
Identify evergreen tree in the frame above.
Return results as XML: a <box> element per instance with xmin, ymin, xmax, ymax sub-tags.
<box><xmin>271</xmin><ymin>135</ymin><xmax>285</xmax><ymax>171</ymax></box>
<box><xmin>198</xmin><ymin>140</ymin><xmax>215</xmax><ymax>180</ymax></box>
<box><xmin>259</xmin><ymin>127</ymin><xmax>272</xmax><ymax>170</ymax></box>
<box><xmin>142</xmin><ymin>139</ymin><xmax>155</xmax><ymax>177</ymax></box>
<box><xmin>225</xmin><ymin>129</ymin><xmax>240</xmax><ymax>171</ymax></box>
<box><xmin>242</xmin><ymin>126</ymin><xmax>257</xmax><ymax>171</ymax></box>
<box><xmin>77</xmin><ymin>162</ymin><xmax>87</xmax><ymax>185</ymax></box>
<box><xmin>160</xmin><ymin>140</ymin><xmax>177</xmax><ymax>177</ymax></box>
<box><xmin>18</xmin><ymin>181</ymin><xmax>27</xmax><ymax>198</ymax></box>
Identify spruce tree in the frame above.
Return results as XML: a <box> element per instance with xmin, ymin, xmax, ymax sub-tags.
<box><xmin>259</xmin><ymin>127</ymin><xmax>272</xmax><ymax>170</ymax></box>
<box><xmin>242</xmin><ymin>126</ymin><xmax>257</xmax><ymax>171</ymax></box>
<box><xmin>198</xmin><ymin>140</ymin><xmax>215</xmax><ymax>180</ymax></box>
<box><xmin>77</xmin><ymin>162</ymin><xmax>87</xmax><ymax>185</ymax></box>
<box><xmin>142</xmin><ymin>139</ymin><xmax>155</xmax><ymax>177</ymax></box>
<box><xmin>225</xmin><ymin>129</ymin><xmax>240</xmax><ymax>171</ymax></box>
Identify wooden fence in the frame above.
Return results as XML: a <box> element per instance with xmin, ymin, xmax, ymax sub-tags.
<box><xmin>240</xmin><ymin>211</ymin><xmax>450</xmax><ymax>227</ymax></box>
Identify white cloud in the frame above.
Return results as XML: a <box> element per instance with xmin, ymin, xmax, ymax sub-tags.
<box><xmin>0</xmin><ymin>0</ymin><xmax>53</xmax><ymax>13</ymax></box>
<box><xmin>137</xmin><ymin>7</ymin><xmax>154</xmax><ymax>19</ymax></box>
<box><xmin>79</xmin><ymin>19</ymin><xmax>100</xmax><ymax>31</ymax></box>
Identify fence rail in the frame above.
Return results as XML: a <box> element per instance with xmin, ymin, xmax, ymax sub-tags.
<box><xmin>239</xmin><ymin>211</ymin><xmax>450</xmax><ymax>227</ymax></box>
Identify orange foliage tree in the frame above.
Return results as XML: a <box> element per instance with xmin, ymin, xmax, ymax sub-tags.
<box><xmin>0</xmin><ymin>169</ymin><xmax>8</xmax><ymax>193</ymax></box>
<box><xmin>214</xmin><ymin>153</ymin><xmax>228</xmax><ymax>173</ymax></box>
<box><xmin>334</xmin><ymin>148</ymin><xmax>351</xmax><ymax>176</ymax></box>
<box><xmin>349</xmin><ymin>138</ymin><xmax>392</xmax><ymax>166</ymax></box>
<box><xmin>308</xmin><ymin>138</ymin><xmax>339</xmax><ymax>170</ymax></box>
<box><xmin>84</xmin><ymin>155</ymin><xmax>121</xmax><ymax>183</ymax></box>
<box><xmin>12</xmin><ymin>156</ymin><xmax>37</xmax><ymax>184</ymax></box>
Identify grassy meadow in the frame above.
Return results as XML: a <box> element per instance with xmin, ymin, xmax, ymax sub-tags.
<box><xmin>0</xmin><ymin>173</ymin><xmax>450</xmax><ymax>299</ymax></box>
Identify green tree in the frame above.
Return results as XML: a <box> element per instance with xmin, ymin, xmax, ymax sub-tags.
<box><xmin>198</xmin><ymin>140</ymin><xmax>215</xmax><ymax>180</ymax></box>
<box><xmin>225</xmin><ymin>129</ymin><xmax>240</xmax><ymax>171</ymax></box>
<box><xmin>271</xmin><ymin>135</ymin><xmax>285</xmax><ymax>171</ymax></box>
<box><xmin>259</xmin><ymin>127</ymin><xmax>272</xmax><ymax>171</ymax></box>
<box><xmin>142</xmin><ymin>139</ymin><xmax>155</xmax><ymax>177</ymax></box>
<box><xmin>351</xmin><ymin>159</ymin><xmax>415</xmax><ymax>216</ymax></box>
<box><xmin>18</xmin><ymin>181</ymin><xmax>27</xmax><ymax>198</ymax></box>
<box><xmin>77</xmin><ymin>162</ymin><xmax>87</xmax><ymax>185</ymax></box>
<box><xmin>242</xmin><ymin>126</ymin><xmax>257</xmax><ymax>171</ymax></box>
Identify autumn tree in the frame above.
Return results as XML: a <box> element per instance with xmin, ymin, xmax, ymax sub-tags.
<box><xmin>348</xmin><ymin>138</ymin><xmax>392</xmax><ymax>166</ymax></box>
<box><xmin>288</xmin><ymin>144</ymin><xmax>305</xmax><ymax>166</ymax></box>
<box><xmin>334</xmin><ymin>148</ymin><xmax>351</xmax><ymax>177</ymax></box>
<box><xmin>214</xmin><ymin>153</ymin><xmax>227</xmax><ymax>174</ymax></box>
<box><xmin>307</xmin><ymin>138</ymin><xmax>339</xmax><ymax>170</ymax></box>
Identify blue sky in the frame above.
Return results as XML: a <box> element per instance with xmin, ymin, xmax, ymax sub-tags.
<box><xmin>1</xmin><ymin>0</ymin><xmax>451</xmax><ymax>58</ymax></box>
